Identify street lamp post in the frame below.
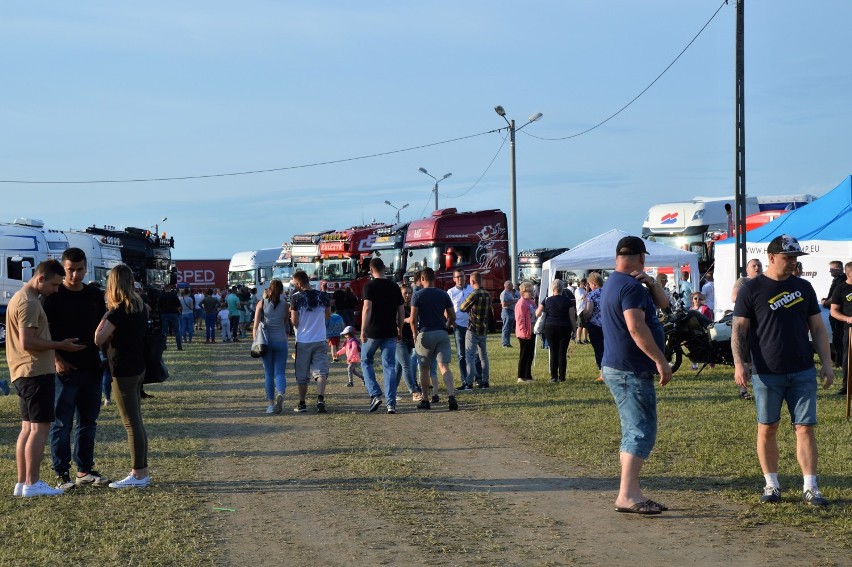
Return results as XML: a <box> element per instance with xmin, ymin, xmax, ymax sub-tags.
<box><xmin>384</xmin><ymin>200</ymin><xmax>409</xmax><ymax>224</ymax></box>
<box><xmin>154</xmin><ymin>216</ymin><xmax>167</xmax><ymax>238</ymax></box>
<box><xmin>494</xmin><ymin>106</ymin><xmax>542</xmax><ymax>286</ymax></box>
<box><xmin>418</xmin><ymin>167</ymin><xmax>452</xmax><ymax>211</ymax></box>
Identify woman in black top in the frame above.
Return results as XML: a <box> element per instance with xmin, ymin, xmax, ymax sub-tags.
<box><xmin>95</xmin><ymin>264</ymin><xmax>151</xmax><ymax>489</ymax></box>
<box><xmin>535</xmin><ymin>279</ymin><xmax>575</xmax><ymax>382</ymax></box>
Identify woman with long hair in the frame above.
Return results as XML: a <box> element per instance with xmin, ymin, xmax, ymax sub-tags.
<box><xmin>95</xmin><ymin>264</ymin><xmax>150</xmax><ymax>488</ymax></box>
<box><xmin>254</xmin><ymin>279</ymin><xmax>289</xmax><ymax>414</ymax></box>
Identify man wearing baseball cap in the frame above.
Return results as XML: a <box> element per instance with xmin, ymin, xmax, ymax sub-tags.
<box><xmin>732</xmin><ymin>234</ymin><xmax>834</xmax><ymax>506</ymax></box>
<box><xmin>600</xmin><ymin>235</ymin><xmax>673</xmax><ymax>514</ymax></box>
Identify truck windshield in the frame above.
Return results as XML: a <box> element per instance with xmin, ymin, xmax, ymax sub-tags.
<box><xmin>321</xmin><ymin>259</ymin><xmax>357</xmax><ymax>281</ymax></box>
<box><xmin>405</xmin><ymin>246</ymin><xmax>442</xmax><ymax>275</ymax></box>
<box><xmin>228</xmin><ymin>269</ymin><xmax>256</xmax><ymax>286</ymax></box>
<box><xmin>292</xmin><ymin>261</ymin><xmax>320</xmax><ymax>280</ymax></box>
<box><xmin>272</xmin><ymin>265</ymin><xmax>294</xmax><ymax>281</ymax></box>
<box><xmin>647</xmin><ymin>235</ymin><xmax>708</xmax><ymax>262</ymax></box>
<box><xmin>146</xmin><ymin>269</ymin><xmax>169</xmax><ymax>287</ymax></box>
<box><xmin>374</xmin><ymin>248</ymin><xmax>404</xmax><ymax>279</ymax></box>
<box><xmin>518</xmin><ymin>266</ymin><xmax>542</xmax><ymax>282</ymax></box>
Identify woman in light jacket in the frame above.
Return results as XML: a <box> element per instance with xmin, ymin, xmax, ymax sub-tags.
<box><xmin>514</xmin><ymin>281</ymin><xmax>536</xmax><ymax>383</ymax></box>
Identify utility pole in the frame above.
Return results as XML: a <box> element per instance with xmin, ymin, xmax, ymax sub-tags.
<box><xmin>734</xmin><ymin>0</ymin><xmax>746</xmax><ymax>278</ymax></box>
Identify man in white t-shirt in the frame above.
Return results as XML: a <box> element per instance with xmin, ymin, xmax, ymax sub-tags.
<box><xmin>290</xmin><ymin>271</ymin><xmax>331</xmax><ymax>414</ymax></box>
<box><xmin>574</xmin><ymin>278</ymin><xmax>588</xmax><ymax>344</ymax></box>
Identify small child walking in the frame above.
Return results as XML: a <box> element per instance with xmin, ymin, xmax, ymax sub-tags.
<box><xmin>326</xmin><ymin>305</ymin><xmax>345</xmax><ymax>362</ymax></box>
<box><xmin>335</xmin><ymin>326</ymin><xmax>364</xmax><ymax>387</ymax></box>
<box><xmin>218</xmin><ymin>303</ymin><xmax>232</xmax><ymax>342</ymax></box>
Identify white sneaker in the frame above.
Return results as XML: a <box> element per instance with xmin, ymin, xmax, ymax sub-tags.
<box><xmin>22</xmin><ymin>480</ymin><xmax>65</xmax><ymax>497</ymax></box>
<box><xmin>108</xmin><ymin>473</ymin><xmax>150</xmax><ymax>489</ymax></box>
<box><xmin>266</xmin><ymin>405</ymin><xmax>275</xmax><ymax>414</ymax></box>
<box><xmin>13</xmin><ymin>482</ymin><xmax>23</xmax><ymax>497</ymax></box>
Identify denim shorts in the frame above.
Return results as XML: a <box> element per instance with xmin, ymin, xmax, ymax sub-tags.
<box><xmin>602</xmin><ymin>367</ymin><xmax>657</xmax><ymax>460</ymax></box>
<box><xmin>752</xmin><ymin>367</ymin><xmax>817</xmax><ymax>425</ymax></box>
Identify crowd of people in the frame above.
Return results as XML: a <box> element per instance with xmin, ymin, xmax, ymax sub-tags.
<box><xmin>3</xmin><ymin>233</ymin><xmax>844</xmax><ymax>514</ymax></box>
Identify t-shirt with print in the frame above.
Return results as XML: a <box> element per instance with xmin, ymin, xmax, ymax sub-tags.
<box><xmin>830</xmin><ymin>281</ymin><xmax>852</xmax><ymax>319</ymax></box>
<box><xmin>362</xmin><ymin>277</ymin><xmax>404</xmax><ymax>339</ymax></box>
<box><xmin>411</xmin><ymin>287</ymin><xmax>454</xmax><ymax>333</ymax></box>
<box><xmin>733</xmin><ymin>274</ymin><xmax>820</xmax><ymax>375</ymax></box>
<box><xmin>290</xmin><ymin>289</ymin><xmax>330</xmax><ymax>343</ymax></box>
<box><xmin>601</xmin><ymin>272</ymin><xmax>664</xmax><ymax>376</ymax></box>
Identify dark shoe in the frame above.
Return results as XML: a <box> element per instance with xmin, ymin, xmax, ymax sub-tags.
<box><xmin>140</xmin><ymin>391</ymin><xmax>153</xmax><ymax>399</ymax></box>
<box><xmin>760</xmin><ymin>486</ymin><xmax>781</xmax><ymax>504</ymax></box>
<box><xmin>416</xmin><ymin>400</ymin><xmax>431</xmax><ymax>410</ymax></box>
<box><xmin>448</xmin><ymin>396</ymin><xmax>458</xmax><ymax>411</ymax></box>
<box><xmin>55</xmin><ymin>472</ymin><xmax>77</xmax><ymax>491</ymax></box>
<box><xmin>477</xmin><ymin>382</ymin><xmax>490</xmax><ymax>389</ymax></box>
<box><xmin>457</xmin><ymin>383</ymin><xmax>473</xmax><ymax>391</ymax></box>
<box><xmin>615</xmin><ymin>500</ymin><xmax>663</xmax><ymax>515</ymax></box>
<box><xmin>386</xmin><ymin>404</ymin><xmax>396</xmax><ymax>414</ymax></box>
<box><xmin>836</xmin><ymin>388</ymin><xmax>847</xmax><ymax>396</ymax></box>
<box><xmin>803</xmin><ymin>489</ymin><xmax>829</xmax><ymax>507</ymax></box>
<box><xmin>739</xmin><ymin>390</ymin><xmax>754</xmax><ymax>401</ymax></box>
<box><xmin>75</xmin><ymin>470</ymin><xmax>110</xmax><ymax>487</ymax></box>
<box><xmin>369</xmin><ymin>396</ymin><xmax>382</xmax><ymax>413</ymax></box>
<box><xmin>273</xmin><ymin>394</ymin><xmax>284</xmax><ymax>415</ymax></box>
<box><xmin>294</xmin><ymin>401</ymin><xmax>307</xmax><ymax>413</ymax></box>
<box><xmin>316</xmin><ymin>400</ymin><xmax>327</xmax><ymax>414</ymax></box>
<box><xmin>550</xmin><ymin>378</ymin><xmax>559</xmax><ymax>383</ymax></box>
<box><xmin>431</xmin><ymin>394</ymin><xmax>439</xmax><ymax>404</ymax></box>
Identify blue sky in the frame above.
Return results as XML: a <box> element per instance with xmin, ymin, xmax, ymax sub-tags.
<box><xmin>2</xmin><ymin>1</ymin><xmax>850</xmax><ymax>260</ymax></box>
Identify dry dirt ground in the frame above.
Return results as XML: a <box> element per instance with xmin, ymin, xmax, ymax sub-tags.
<box><xmin>198</xmin><ymin>356</ymin><xmax>850</xmax><ymax>567</ymax></box>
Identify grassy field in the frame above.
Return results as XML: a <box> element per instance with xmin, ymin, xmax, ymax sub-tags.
<box><xmin>0</xmin><ymin>335</ymin><xmax>849</xmax><ymax>565</ymax></box>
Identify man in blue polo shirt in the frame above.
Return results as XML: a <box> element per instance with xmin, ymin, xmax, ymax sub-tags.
<box><xmin>601</xmin><ymin>236</ymin><xmax>672</xmax><ymax>515</ymax></box>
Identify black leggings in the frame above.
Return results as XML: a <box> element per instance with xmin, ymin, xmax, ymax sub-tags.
<box><xmin>544</xmin><ymin>325</ymin><xmax>572</xmax><ymax>381</ymax></box>
<box><xmin>517</xmin><ymin>337</ymin><xmax>535</xmax><ymax>380</ymax></box>
<box><xmin>587</xmin><ymin>324</ymin><xmax>604</xmax><ymax>369</ymax></box>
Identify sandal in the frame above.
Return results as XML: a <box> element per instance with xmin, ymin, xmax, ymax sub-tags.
<box><xmin>615</xmin><ymin>500</ymin><xmax>663</xmax><ymax>515</ymax></box>
<box><xmin>645</xmin><ymin>499</ymin><xmax>668</xmax><ymax>511</ymax></box>
<box><xmin>739</xmin><ymin>390</ymin><xmax>754</xmax><ymax>401</ymax></box>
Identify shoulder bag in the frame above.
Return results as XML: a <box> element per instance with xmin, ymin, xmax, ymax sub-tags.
<box><xmin>143</xmin><ymin>325</ymin><xmax>169</xmax><ymax>384</ymax></box>
<box><xmin>251</xmin><ymin>300</ymin><xmax>269</xmax><ymax>358</ymax></box>
<box><xmin>533</xmin><ymin>297</ymin><xmax>548</xmax><ymax>335</ymax></box>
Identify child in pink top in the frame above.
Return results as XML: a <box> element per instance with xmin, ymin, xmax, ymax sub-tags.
<box><xmin>335</xmin><ymin>326</ymin><xmax>364</xmax><ymax>387</ymax></box>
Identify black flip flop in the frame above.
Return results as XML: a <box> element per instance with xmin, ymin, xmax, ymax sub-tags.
<box><xmin>615</xmin><ymin>500</ymin><xmax>663</xmax><ymax>515</ymax></box>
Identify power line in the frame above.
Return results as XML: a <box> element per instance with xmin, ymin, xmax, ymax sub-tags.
<box><xmin>446</xmin><ymin>131</ymin><xmax>508</xmax><ymax>199</ymax></box>
<box><xmin>0</xmin><ymin>128</ymin><xmax>502</xmax><ymax>185</ymax></box>
<box><xmin>523</xmin><ymin>0</ymin><xmax>729</xmax><ymax>142</ymax></box>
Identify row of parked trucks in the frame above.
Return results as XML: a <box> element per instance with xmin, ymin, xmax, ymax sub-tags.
<box><xmin>223</xmin><ymin>208</ymin><xmax>511</xmax><ymax>327</ymax></box>
<box><xmin>0</xmin><ymin>218</ymin><xmax>175</xmax><ymax>344</ymax></box>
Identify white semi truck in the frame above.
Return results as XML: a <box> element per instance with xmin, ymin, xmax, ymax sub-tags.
<box><xmin>227</xmin><ymin>247</ymin><xmax>281</xmax><ymax>295</ymax></box>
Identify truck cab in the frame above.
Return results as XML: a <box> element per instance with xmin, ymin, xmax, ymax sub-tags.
<box><xmin>319</xmin><ymin>223</ymin><xmax>387</xmax><ymax>296</ymax></box>
<box><xmin>290</xmin><ymin>231</ymin><xmax>333</xmax><ymax>290</ymax></box>
<box><xmin>227</xmin><ymin>248</ymin><xmax>281</xmax><ymax>295</ymax></box>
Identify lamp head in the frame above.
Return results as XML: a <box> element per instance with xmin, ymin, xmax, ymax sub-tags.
<box><xmin>384</xmin><ymin>200</ymin><xmax>392</xmax><ymax>206</ymax></box>
<box><xmin>161</xmin><ymin>217</ymin><xmax>168</xmax><ymax>223</ymax></box>
<box><xmin>401</xmin><ymin>203</ymin><xmax>409</xmax><ymax>210</ymax></box>
<box><xmin>442</xmin><ymin>173</ymin><xmax>452</xmax><ymax>180</ymax></box>
<box><xmin>528</xmin><ymin>112</ymin><xmax>543</xmax><ymax>123</ymax></box>
<box><xmin>418</xmin><ymin>167</ymin><xmax>428</xmax><ymax>174</ymax></box>
<box><xmin>494</xmin><ymin>105</ymin><xmax>506</xmax><ymax>117</ymax></box>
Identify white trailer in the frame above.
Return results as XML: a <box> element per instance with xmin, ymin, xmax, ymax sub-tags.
<box><xmin>0</xmin><ymin>219</ymin><xmax>69</xmax><ymax>344</ymax></box>
<box><xmin>64</xmin><ymin>230</ymin><xmax>123</xmax><ymax>288</ymax></box>
<box><xmin>227</xmin><ymin>247</ymin><xmax>281</xmax><ymax>295</ymax></box>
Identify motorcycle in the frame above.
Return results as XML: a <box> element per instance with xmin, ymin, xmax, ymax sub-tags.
<box><xmin>661</xmin><ymin>305</ymin><xmax>734</xmax><ymax>373</ymax></box>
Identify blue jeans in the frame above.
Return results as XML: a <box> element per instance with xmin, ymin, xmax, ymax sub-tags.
<box><xmin>102</xmin><ymin>367</ymin><xmax>112</xmax><ymax>402</ymax></box>
<box><xmin>752</xmin><ymin>367</ymin><xmax>817</xmax><ymax>425</ymax></box>
<box><xmin>49</xmin><ymin>369</ymin><xmax>103</xmax><ymax>475</ymax></box>
<box><xmin>181</xmin><ymin>313</ymin><xmax>195</xmax><ymax>342</ymax></box>
<box><xmin>395</xmin><ymin>341</ymin><xmax>422</xmax><ymax>394</ymax></box>
<box><xmin>161</xmin><ymin>313</ymin><xmax>182</xmax><ymax>349</ymax></box>
<box><xmin>453</xmin><ymin>326</ymin><xmax>482</xmax><ymax>381</ymax></box>
<box><xmin>205</xmin><ymin>313</ymin><xmax>218</xmax><ymax>341</ymax></box>
<box><xmin>501</xmin><ymin>311</ymin><xmax>514</xmax><ymax>346</ymax></box>
<box><xmin>261</xmin><ymin>340</ymin><xmax>288</xmax><ymax>401</ymax></box>
<box><xmin>602</xmin><ymin>366</ymin><xmax>658</xmax><ymax>460</ymax></box>
<box><xmin>465</xmin><ymin>331</ymin><xmax>489</xmax><ymax>385</ymax></box>
<box><xmin>361</xmin><ymin>337</ymin><xmax>398</xmax><ymax>403</ymax></box>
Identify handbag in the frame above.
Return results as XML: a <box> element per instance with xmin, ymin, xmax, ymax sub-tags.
<box><xmin>143</xmin><ymin>331</ymin><xmax>169</xmax><ymax>384</ymax></box>
<box><xmin>250</xmin><ymin>300</ymin><xmax>269</xmax><ymax>358</ymax></box>
<box><xmin>533</xmin><ymin>298</ymin><xmax>548</xmax><ymax>335</ymax></box>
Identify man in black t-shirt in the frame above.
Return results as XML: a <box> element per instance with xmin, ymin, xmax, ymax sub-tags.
<box><xmin>829</xmin><ymin>261</ymin><xmax>852</xmax><ymax>396</ymax></box>
<box><xmin>42</xmin><ymin>248</ymin><xmax>110</xmax><ymax>490</ymax></box>
<box><xmin>732</xmin><ymin>235</ymin><xmax>834</xmax><ymax>507</ymax></box>
<box><xmin>360</xmin><ymin>258</ymin><xmax>404</xmax><ymax>414</ymax></box>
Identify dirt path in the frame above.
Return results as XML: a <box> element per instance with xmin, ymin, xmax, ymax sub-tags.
<box><xmin>198</xmin><ymin>356</ymin><xmax>849</xmax><ymax>566</ymax></box>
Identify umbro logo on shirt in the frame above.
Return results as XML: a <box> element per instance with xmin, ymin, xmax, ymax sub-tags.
<box><xmin>768</xmin><ymin>291</ymin><xmax>803</xmax><ymax>311</ymax></box>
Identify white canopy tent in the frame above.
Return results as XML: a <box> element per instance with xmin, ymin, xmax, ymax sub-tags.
<box><xmin>539</xmin><ymin>229</ymin><xmax>699</xmax><ymax>300</ymax></box>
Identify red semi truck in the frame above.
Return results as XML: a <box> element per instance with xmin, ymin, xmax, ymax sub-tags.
<box><xmin>318</xmin><ymin>223</ymin><xmax>388</xmax><ymax>297</ymax></box>
<box><xmin>403</xmin><ymin>208</ymin><xmax>509</xmax><ymax>327</ymax></box>
<box><xmin>174</xmin><ymin>259</ymin><xmax>230</xmax><ymax>290</ymax></box>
